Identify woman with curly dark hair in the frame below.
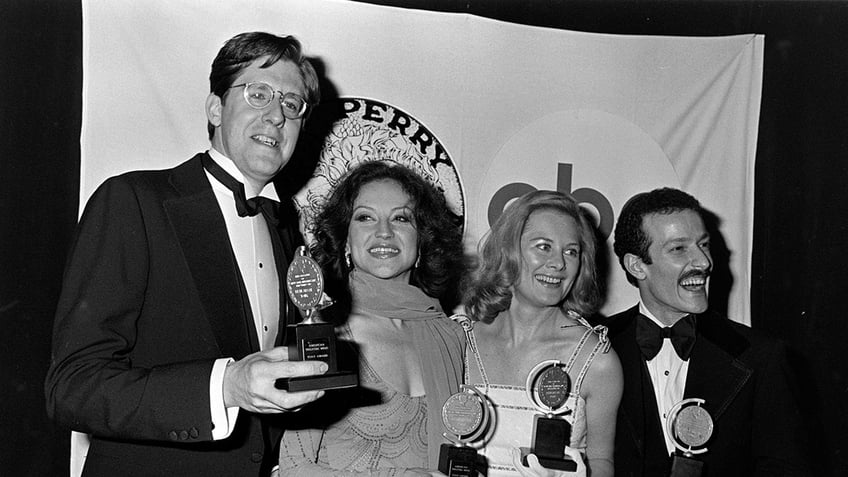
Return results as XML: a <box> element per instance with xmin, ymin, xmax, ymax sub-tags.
<box><xmin>278</xmin><ymin>160</ymin><xmax>466</xmax><ymax>476</ymax></box>
<box><xmin>461</xmin><ymin>190</ymin><xmax>622</xmax><ymax>477</ymax></box>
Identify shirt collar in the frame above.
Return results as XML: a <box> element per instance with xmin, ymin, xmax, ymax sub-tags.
<box><xmin>638</xmin><ymin>301</ymin><xmax>667</xmax><ymax>328</ymax></box>
<box><xmin>207</xmin><ymin>147</ymin><xmax>279</xmax><ymax>201</ymax></box>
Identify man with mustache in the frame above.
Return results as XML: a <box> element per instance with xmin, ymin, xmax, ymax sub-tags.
<box><xmin>606</xmin><ymin>187</ymin><xmax>808</xmax><ymax>476</ymax></box>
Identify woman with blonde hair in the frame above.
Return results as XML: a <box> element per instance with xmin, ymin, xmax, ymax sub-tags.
<box><xmin>462</xmin><ymin>190</ymin><xmax>623</xmax><ymax>477</ymax></box>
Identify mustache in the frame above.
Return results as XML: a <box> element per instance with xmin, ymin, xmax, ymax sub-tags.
<box><xmin>680</xmin><ymin>269</ymin><xmax>710</xmax><ymax>281</ymax></box>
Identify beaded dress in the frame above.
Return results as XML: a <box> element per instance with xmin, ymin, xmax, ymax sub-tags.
<box><xmin>278</xmin><ymin>271</ymin><xmax>464</xmax><ymax>476</ymax></box>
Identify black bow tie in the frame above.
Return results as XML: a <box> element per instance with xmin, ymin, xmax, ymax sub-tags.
<box><xmin>201</xmin><ymin>154</ymin><xmax>280</xmax><ymax>225</ymax></box>
<box><xmin>636</xmin><ymin>314</ymin><xmax>697</xmax><ymax>361</ymax></box>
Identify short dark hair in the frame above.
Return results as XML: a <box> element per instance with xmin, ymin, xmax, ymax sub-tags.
<box><xmin>207</xmin><ymin>32</ymin><xmax>320</xmax><ymax>139</ymax></box>
<box><xmin>613</xmin><ymin>187</ymin><xmax>704</xmax><ymax>286</ymax></box>
<box><xmin>311</xmin><ymin>161</ymin><xmax>464</xmax><ymax>306</ymax></box>
<box><xmin>463</xmin><ymin>190</ymin><xmax>602</xmax><ymax>323</ymax></box>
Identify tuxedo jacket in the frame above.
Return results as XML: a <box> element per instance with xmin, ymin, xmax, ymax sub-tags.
<box><xmin>45</xmin><ymin>153</ymin><xmax>302</xmax><ymax>476</ymax></box>
<box><xmin>606</xmin><ymin>306</ymin><xmax>808</xmax><ymax>477</ymax></box>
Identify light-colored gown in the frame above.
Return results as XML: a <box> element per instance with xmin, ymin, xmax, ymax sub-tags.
<box><xmin>278</xmin><ymin>271</ymin><xmax>464</xmax><ymax>476</ymax></box>
<box><xmin>279</xmin><ymin>324</ymin><xmax>430</xmax><ymax>476</ymax></box>
<box><xmin>463</xmin><ymin>314</ymin><xmax>609</xmax><ymax>476</ymax></box>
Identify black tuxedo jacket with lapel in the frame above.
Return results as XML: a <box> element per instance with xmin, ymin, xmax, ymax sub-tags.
<box><xmin>606</xmin><ymin>306</ymin><xmax>809</xmax><ymax>477</ymax></box>
<box><xmin>45</xmin><ymin>153</ymin><xmax>302</xmax><ymax>476</ymax></box>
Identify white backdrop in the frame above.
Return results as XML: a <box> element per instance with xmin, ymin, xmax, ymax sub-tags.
<box><xmin>81</xmin><ymin>0</ymin><xmax>762</xmax><ymax>322</ymax></box>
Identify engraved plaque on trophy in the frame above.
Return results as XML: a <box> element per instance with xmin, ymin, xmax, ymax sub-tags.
<box><xmin>521</xmin><ymin>360</ymin><xmax>578</xmax><ymax>472</ymax></box>
<box><xmin>275</xmin><ymin>246</ymin><xmax>358</xmax><ymax>392</ymax></box>
<box><xmin>666</xmin><ymin>398</ymin><xmax>714</xmax><ymax>477</ymax></box>
<box><xmin>438</xmin><ymin>385</ymin><xmax>493</xmax><ymax>477</ymax></box>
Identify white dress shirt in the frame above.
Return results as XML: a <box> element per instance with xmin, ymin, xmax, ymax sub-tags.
<box><xmin>640</xmin><ymin>302</ymin><xmax>690</xmax><ymax>455</ymax></box>
<box><xmin>205</xmin><ymin>147</ymin><xmax>281</xmax><ymax>439</ymax></box>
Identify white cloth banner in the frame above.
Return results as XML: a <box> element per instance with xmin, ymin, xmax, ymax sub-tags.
<box><xmin>81</xmin><ymin>0</ymin><xmax>761</xmax><ymax>323</ymax></box>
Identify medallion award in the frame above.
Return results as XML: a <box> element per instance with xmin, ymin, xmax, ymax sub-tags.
<box><xmin>665</xmin><ymin>398</ymin><xmax>714</xmax><ymax>477</ymax></box>
<box><xmin>275</xmin><ymin>246</ymin><xmax>358</xmax><ymax>392</ymax></box>
<box><xmin>521</xmin><ymin>360</ymin><xmax>577</xmax><ymax>471</ymax></box>
<box><xmin>438</xmin><ymin>385</ymin><xmax>493</xmax><ymax>477</ymax></box>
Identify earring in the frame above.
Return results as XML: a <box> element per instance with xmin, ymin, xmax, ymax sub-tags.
<box><xmin>414</xmin><ymin>251</ymin><xmax>421</xmax><ymax>269</ymax></box>
<box><xmin>345</xmin><ymin>251</ymin><xmax>353</xmax><ymax>270</ymax></box>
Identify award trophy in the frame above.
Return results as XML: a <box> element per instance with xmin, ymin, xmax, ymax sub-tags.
<box><xmin>521</xmin><ymin>360</ymin><xmax>577</xmax><ymax>471</ymax></box>
<box><xmin>438</xmin><ymin>385</ymin><xmax>494</xmax><ymax>477</ymax></box>
<box><xmin>275</xmin><ymin>246</ymin><xmax>358</xmax><ymax>392</ymax></box>
<box><xmin>665</xmin><ymin>398</ymin><xmax>714</xmax><ymax>477</ymax></box>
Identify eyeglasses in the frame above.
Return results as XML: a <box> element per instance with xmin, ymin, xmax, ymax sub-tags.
<box><xmin>229</xmin><ymin>82</ymin><xmax>309</xmax><ymax>119</ymax></box>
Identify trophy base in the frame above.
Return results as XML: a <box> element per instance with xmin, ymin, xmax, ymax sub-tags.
<box><xmin>523</xmin><ymin>415</ymin><xmax>576</xmax><ymax>471</ymax></box>
<box><xmin>438</xmin><ymin>444</ymin><xmax>479</xmax><ymax>477</ymax></box>
<box><xmin>670</xmin><ymin>454</ymin><xmax>704</xmax><ymax>477</ymax></box>
<box><xmin>287</xmin><ymin>322</ymin><xmax>338</xmax><ymax>368</ymax></box>
<box><xmin>275</xmin><ymin>370</ymin><xmax>358</xmax><ymax>392</ymax></box>
<box><xmin>520</xmin><ymin>447</ymin><xmax>577</xmax><ymax>472</ymax></box>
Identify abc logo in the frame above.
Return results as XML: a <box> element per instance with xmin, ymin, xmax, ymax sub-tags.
<box><xmin>472</xmin><ymin>109</ymin><xmax>678</xmax><ymax>248</ymax></box>
<box><xmin>487</xmin><ymin>162</ymin><xmax>614</xmax><ymax>240</ymax></box>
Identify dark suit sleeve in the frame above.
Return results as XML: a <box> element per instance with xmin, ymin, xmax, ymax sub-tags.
<box><xmin>44</xmin><ymin>177</ymin><xmax>216</xmax><ymax>442</ymax></box>
<box><xmin>752</xmin><ymin>338</ymin><xmax>810</xmax><ymax>476</ymax></box>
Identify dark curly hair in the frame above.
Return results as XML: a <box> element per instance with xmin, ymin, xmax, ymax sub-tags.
<box><xmin>207</xmin><ymin>31</ymin><xmax>320</xmax><ymax>139</ymax></box>
<box><xmin>463</xmin><ymin>190</ymin><xmax>601</xmax><ymax>323</ymax></box>
<box><xmin>311</xmin><ymin>161</ymin><xmax>465</xmax><ymax>308</ymax></box>
<box><xmin>613</xmin><ymin>187</ymin><xmax>704</xmax><ymax>286</ymax></box>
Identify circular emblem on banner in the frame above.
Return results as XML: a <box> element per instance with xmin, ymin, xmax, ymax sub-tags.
<box><xmin>293</xmin><ymin>97</ymin><xmax>465</xmax><ymax>244</ymax></box>
<box><xmin>475</xmin><ymin>109</ymin><xmax>679</xmax><ymax>316</ymax></box>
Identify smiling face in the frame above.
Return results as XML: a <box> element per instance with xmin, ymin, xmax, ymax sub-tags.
<box><xmin>628</xmin><ymin>209</ymin><xmax>712</xmax><ymax>325</ymax></box>
<box><xmin>346</xmin><ymin>179</ymin><xmax>419</xmax><ymax>284</ymax></box>
<box><xmin>512</xmin><ymin>209</ymin><xmax>582</xmax><ymax>311</ymax></box>
<box><xmin>206</xmin><ymin>57</ymin><xmax>305</xmax><ymax>193</ymax></box>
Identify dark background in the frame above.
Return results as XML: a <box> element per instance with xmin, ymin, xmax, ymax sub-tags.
<box><xmin>2</xmin><ymin>0</ymin><xmax>846</xmax><ymax>475</ymax></box>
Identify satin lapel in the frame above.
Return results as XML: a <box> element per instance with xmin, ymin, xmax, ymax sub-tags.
<box><xmin>683</xmin><ymin>313</ymin><xmax>752</xmax><ymax>421</ymax></box>
<box><xmin>165</xmin><ymin>154</ymin><xmax>254</xmax><ymax>359</ymax></box>
<box><xmin>614</xmin><ymin>307</ymin><xmax>651</xmax><ymax>456</ymax></box>
<box><xmin>268</xmin><ymin>221</ymin><xmax>292</xmax><ymax>347</ymax></box>
<box><xmin>271</xmin><ymin>197</ymin><xmax>303</xmax><ymax>347</ymax></box>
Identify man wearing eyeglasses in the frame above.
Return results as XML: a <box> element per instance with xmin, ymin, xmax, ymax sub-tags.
<box><xmin>45</xmin><ymin>32</ymin><xmax>326</xmax><ymax>476</ymax></box>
